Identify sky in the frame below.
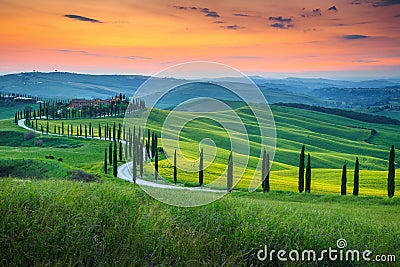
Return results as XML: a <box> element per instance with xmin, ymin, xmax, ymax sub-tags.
<box><xmin>0</xmin><ymin>0</ymin><xmax>399</xmax><ymax>79</ymax></box>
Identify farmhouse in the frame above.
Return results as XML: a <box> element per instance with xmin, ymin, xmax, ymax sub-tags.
<box><xmin>70</xmin><ymin>99</ymin><xmax>93</xmax><ymax>108</ymax></box>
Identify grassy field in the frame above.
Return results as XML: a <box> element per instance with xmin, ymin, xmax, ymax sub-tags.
<box><xmin>27</xmin><ymin>104</ymin><xmax>400</xmax><ymax>196</ymax></box>
<box><xmin>0</xmin><ymin>104</ymin><xmax>399</xmax><ymax>265</ymax></box>
<box><xmin>0</xmin><ymin>175</ymin><xmax>399</xmax><ymax>266</ymax></box>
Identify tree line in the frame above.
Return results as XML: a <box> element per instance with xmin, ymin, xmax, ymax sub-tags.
<box><xmin>14</xmin><ymin>95</ymin><xmax>145</xmax><ymax>123</ymax></box>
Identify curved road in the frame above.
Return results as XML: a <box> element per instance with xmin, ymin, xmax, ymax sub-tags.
<box><xmin>18</xmin><ymin>118</ymin><xmax>225</xmax><ymax>193</ymax></box>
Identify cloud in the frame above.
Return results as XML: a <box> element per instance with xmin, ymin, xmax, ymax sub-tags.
<box><xmin>200</xmin><ymin>8</ymin><xmax>220</xmax><ymax>18</ymax></box>
<box><xmin>205</xmin><ymin>11</ymin><xmax>220</xmax><ymax>18</ymax></box>
<box><xmin>213</xmin><ymin>21</ymin><xmax>224</xmax><ymax>23</ymax></box>
<box><xmin>395</xmin><ymin>14</ymin><xmax>400</xmax><ymax>17</ymax></box>
<box><xmin>328</xmin><ymin>6</ymin><xmax>339</xmax><ymax>12</ymax></box>
<box><xmin>64</xmin><ymin>14</ymin><xmax>102</xmax><ymax>23</ymax></box>
<box><xmin>220</xmin><ymin>24</ymin><xmax>243</xmax><ymax>30</ymax></box>
<box><xmin>55</xmin><ymin>49</ymin><xmax>151</xmax><ymax>60</ymax></box>
<box><xmin>233</xmin><ymin>13</ymin><xmax>249</xmax><ymax>17</ymax></box>
<box><xmin>372</xmin><ymin>0</ymin><xmax>400</xmax><ymax>6</ymax></box>
<box><xmin>269</xmin><ymin>16</ymin><xmax>294</xmax><ymax>29</ymax></box>
<box><xmin>343</xmin><ymin>34</ymin><xmax>370</xmax><ymax>39</ymax></box>
<box><xmin>351</xmin><ymin>0</ymin><xmax>400</xmax><ymax>6</ymax></box>
<box><xmin>173</xmin><ymin>5</ymin><xmax>197</xmax><ymax>10</ymax></box>
<box><xmin>173</xmin><ymin>6</ymin><xmax>220</xmax><ymax>18</ymax></box>
<box><xmin>300</xmin><ymin>8</ymin><xmax>322</xmax><ymax>18</ymax></box>
<box><xmin>352</xmin><ymin>59</ymin><xmax>380</xmax><ymax>63</ymax></box>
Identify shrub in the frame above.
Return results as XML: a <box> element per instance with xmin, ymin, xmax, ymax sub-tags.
<box><xmin>57</xmin><ymin>158</ymin><xmax>63</xmax><ymax>162</ymax></box>
<box><xmin>34</xmin><ymin>139</ymin><xmax>43</xmax><ymax>146</ymax></box>
<box><xmin>24</xmin><ymin>131</ymin><xmax>35</xmax><ymax>140</ymax></box>
<box><xmin>45</xmin><ymin>155</ymin><xmax>55</xmax><ymax>159</ymax></box>
<box><xmin>67</xmin><ymin>170</ymin><xmax>97</xmax><ymax>182</ymax></box>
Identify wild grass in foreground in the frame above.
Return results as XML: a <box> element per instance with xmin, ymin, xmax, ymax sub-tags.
<box><xmin>0</xmin><ymin>177</ymin><xmax>398</xmax><ymax>266</ymax></box>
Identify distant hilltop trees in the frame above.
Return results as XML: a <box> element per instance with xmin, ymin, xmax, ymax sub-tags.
<box><xmin>14</xmin><ymin>93</ymin><xmax>145</xmax><ymax>121</ymax></box>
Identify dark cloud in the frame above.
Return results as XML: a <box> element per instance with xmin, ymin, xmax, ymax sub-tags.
<box><xmin>174</xmin><ymin>6</ymin><xmax>220</xmax><ymax>18</ymax></box>
<box><xmin>205</xmin><ymin>11</ymin><xmax>220</xmax><ymax>18</ymax></box>
<box><xmin>395</xmin><ymin>14</ymin><xmax>400</xmax><ymax>17</ymax></box>
<box><xmin>220</xmin><ymin>24</ymin><xmax>243</xmax><ymax>30</ymax></box>
<box><xmin>269</xmin><ymin>16</ymin><xmax>292</xmax><ymax>22</ymax></box>
<box><xmin>213</xmin><ymin>21</ymin><xmax>224</xmax><ymax>23</ymax></box>
<box><xmin>300</xmin><ymin>8</ymin><xmax>322</xmax><ymax>18</ymax></box>
<box><xmin>269</xmin><ymin>16</ymin><xmax>293</xmax><ymax>29</ymax></box>
<box><xmin>173</xmin><ymin>5</ymin><xmax>197</xmax><ymax>10</ymax></box>
<box><xmin>372</xmin><ymin>0</ymin><xmax>400</xmax><ymax>6</ymax></box>
<box><xmin>233</xmin><ymin>13</ymin><xmax>249</xmax><ymax>17</ymax></box>
<box><xmin>328</xmin><ymin>6</ymin><xmax>338</xmax><ymax>12</ymax></box>
<box><xmin>343</xmin><ymin>34</ymin><xmax>370</xmax><ymax>39</ymax></box>
<box><xmin>55</xmin><ymin>49</ymin><xmax>151</xmax><ymax>60</ymax></box>
<box><xmin>351</xmin><ymin>0</ymin><xmax>400</xmax><ymax>6</ymax></box>
<box><xmin>352</xmin><ymin>59</ymin><xmax>380</xmax><ymax>63</ymax></box>
<box><xmin>64</xmin><ymin>14</ymin><xmax>101</xmax><ymax>23</ymax></box>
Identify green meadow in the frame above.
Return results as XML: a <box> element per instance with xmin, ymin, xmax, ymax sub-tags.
<box><xmin>0</xmin><ymin>104</ymin><xmax>399</xmax><ymax>265</ymax></box>
<box><xmin>31</xmin><ymin>104</ymin><xmax>399</xmax><ymax>196</ymax></box>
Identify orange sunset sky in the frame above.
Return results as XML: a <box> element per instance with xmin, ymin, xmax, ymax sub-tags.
<box><xmin>0</xmin><ymin>0</ymin><xmax>399</xmax><ymax>79</ymax></box>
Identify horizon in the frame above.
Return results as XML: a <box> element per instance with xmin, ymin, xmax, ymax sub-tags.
<box><xmin>1</xmin><ymin>70</ymin><xmax>400</xmax><ymax>82</ymax></box>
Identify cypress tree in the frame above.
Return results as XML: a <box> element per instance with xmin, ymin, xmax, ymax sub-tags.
<box><xmin>76</xmin><ymin>125</ymin><xmax>79</xmax><ymax>137</ymax></box>
<box><xmin>109</xmin><ymin>142</ymin><xmax>113</xmax><ymax>165</ymax></box>
<box><xmin>84</xmin><ymin>124</ymin><xmax>87</xmax><ymax>138</ymax></box>
<box><xmin>298</xmin><ymin>145</ymin><xmax>305</xmax><ymax>193</ymax></box>
<box><xmin>305</xmin><ymin>153</ymin><xmax>311</xmax><ymax>193</ymax></box>
<box><xmin>341</xmin><ymin>164</ymin><xmax>347</xmax><ymax>195</ymax></box>
<box><xmin>99</xmin><ymin>124</ymin><xmax>101</xmax><ymax>139</ymax></box>
<box><xmin>139</xmin><ymin>140</ymin><xmax>143</xmax><ymax>177</ymax></box>
<box><xmin>154</xmin><ymin>148</ymin><xmax>158</xmax><ymax>180</ymax></box>
<box><xmin>46</xmin><ymin>121</ymin><xmax>49</xmax><ymax>134</ymax></box>
<box><xmin>104</xmin><ymin>148</ymin><xmax>108</xmax><ymax>174</ymax></box>
<box><xmin>199</xmin><ymin>148</ymin><xmax>204</xmax><ymax>186</ymax></box>
<box><xmin>388</xmin><ymin>145</ymin><xmax>395</xmax><ymax>198</ymax></box>
<box><xmin>353</xmin><ymin>157</ymin><xmax>359</xmax><ymax>196</ymax></box>
<box><xmin>14</xmin><ymin>112</ymin><xmax>17</xmax><ymax>124</ymax></box>
<box><xmin>262</xmin><ymin>149</ymin><xmax>270</xmax><ymax>192</ymax></box>
<box><xmin>113</xmin><ymin>142</ymin><xmax>118</xmax><ymax>177</ymax></box>
<box><xmin>227</xmin><ymin>152</ymin><xmax>233</xmax><ymax>192</ymax></box>
<box><xmin>113</xmin><ymin>122</ymin><xmax>116</xmax><ymax>141</ymax></box>
<box><xmin>174</xmin><ymin>149</ymin><xmax>177</xmax><ymax>184</ymax></box>
<box><xmin>80</xmin><ymin>124</ymin><xmax>82</xmax><ymax>136</ymax></box>
<box><xmin>62</xmin><ymin>122</ymin><xmax>64</xmax><ymax>135</ymax></box>
<box><xmin>132</xmin><ymin>138</ymin><xmax>137</xmax><ymax>183</ymax></box>
<box><xmin>119</xmin><ymin>141</ymin><xmax>123</xmax><ymax>161</ymax></box>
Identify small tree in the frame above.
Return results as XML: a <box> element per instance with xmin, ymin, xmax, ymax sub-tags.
<box><xmin>132</xmin><ymin>139</ymin><xmax>137</xmax><ymax>183</ymax></box>
<box><xmin>262</xmin><ymin>148</ymin><xmax>270</xmax><ymax>192</ymax></box>
<box><xmin>119</xmin><ymin>141</ymin><xmax>123</xmax><ymax>161</ymax></box>
<box><xmin>104</xmin><ymin>148</ymin><xmax>108</xmax><ymax>174</ymax></box>
<box><xmin>139</xmin><ymin>140</ymin><xmax>143</xmax><ymax>177</ymax></box>
<box><xmin>388</xmin><ymin>145</ymin><xmax>396</xmax><ymax>198</ymax></box>
<box><xmin>341</xmin><ymin>164</ymin><xmax>347</xmax><ymax>195</ymax></box>
<box><xmin>227</xmin><ymin>152</ymin><xmax>233</xmax><ymax>192</ymax></box>
<box><xmin>353</xmin><ymin>157</ymin><xmax>359</xmax><ymax>196</ymax></box>
<box><xmin>298</xmin><ymin>145</ymin><xmax>305</xmax><ymax>193</ymax></box>
<box><xmin>174</xmin><ymin>149</ymin><xmax>177</xmax><ymax>184</ymax></box>
<box><xmin>154</xmin><ymin>148</ymin><xmax>158</xmax><ymax>180</ymax></box>
<box><xmin>199</xmin><ymin>148</ymin><xmax>204</xmax><ymax>186</ymax></box>
<box><xmin>109</xmin><ymin>142</ymin><xmax>112</xmax><ymax>165</ymax></box>
<box><xmin>113</xmin><ymin>142</ymin><xmax>118</xmax><ymax>177</ymax></box>
<box><xmin>305</xmin><ymin>153</ymin><xmax>311</xmax><ymax>193</ymax></box>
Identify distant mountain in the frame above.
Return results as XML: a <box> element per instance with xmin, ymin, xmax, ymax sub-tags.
<box><xmin>0</xmin><ymin>72</ymin><xmax>149</xmax><ymax>99</ymax></box>
<box><xmin>1</xmin><ymin>72</ymin><xmax>399</xmax><ymax>108</ymax></box>
<box><xmin>0</xmin><ymin>72</ymin><xmax>325</xmax><ymax>106</ymax></box>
